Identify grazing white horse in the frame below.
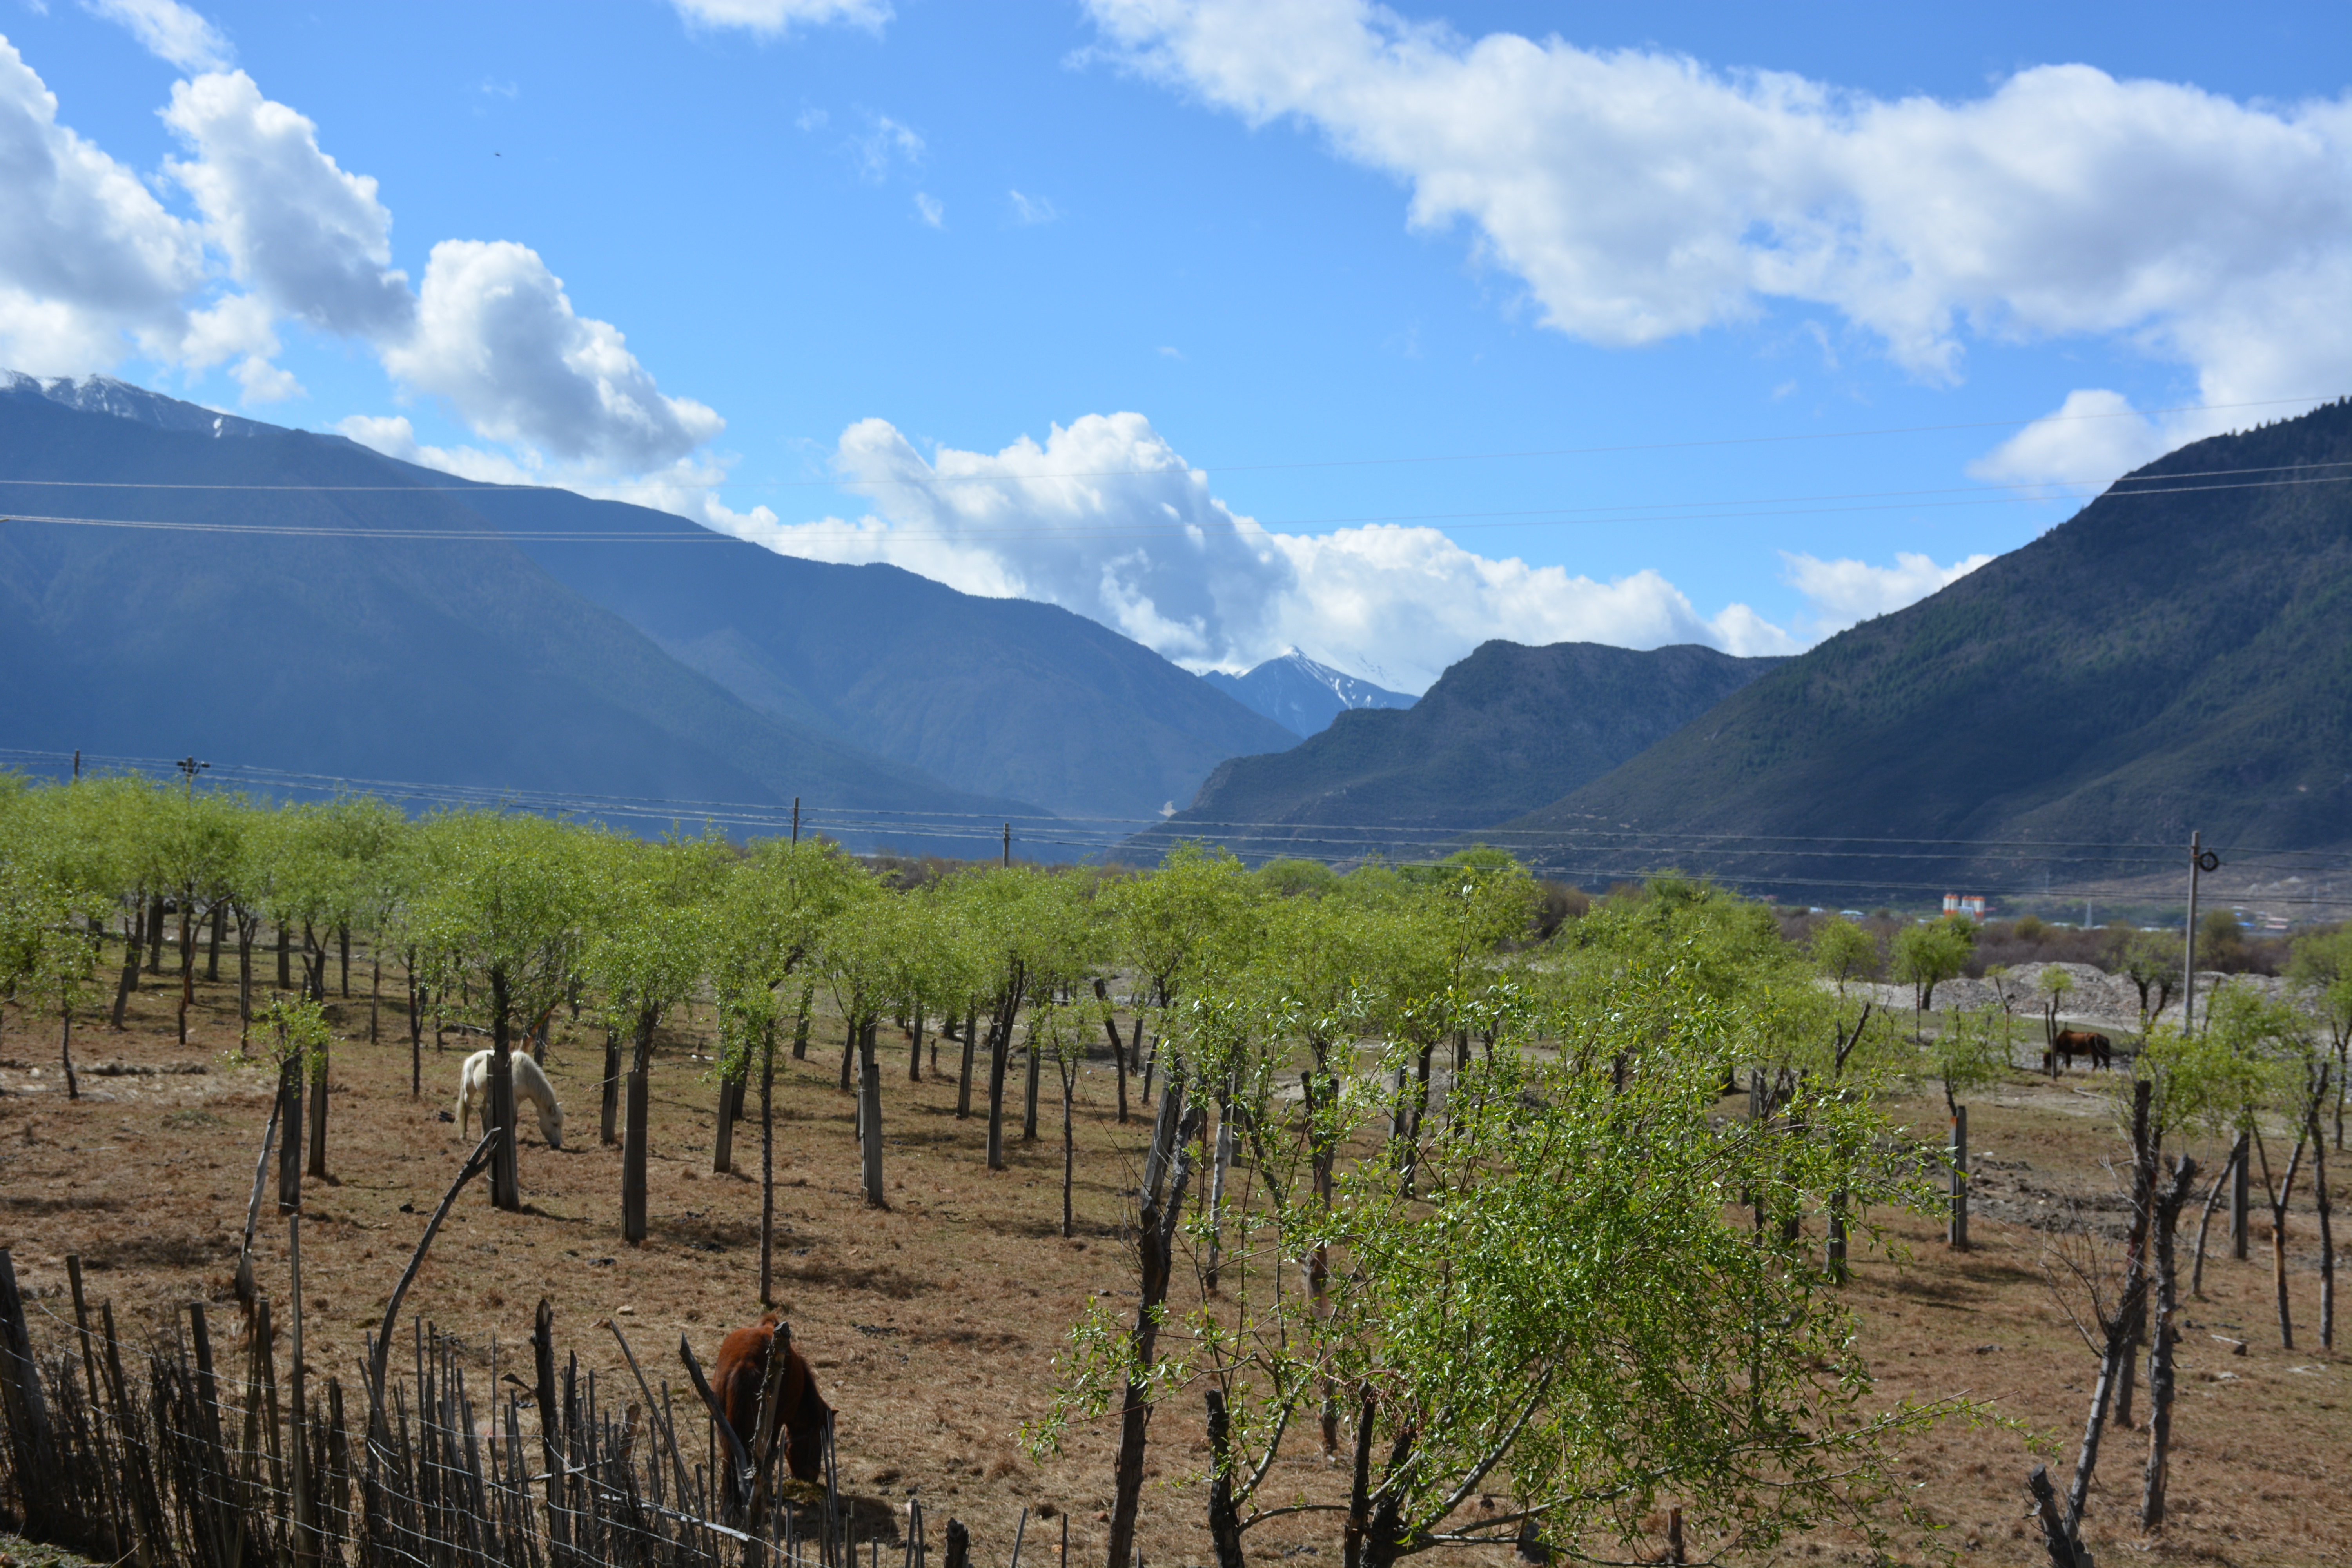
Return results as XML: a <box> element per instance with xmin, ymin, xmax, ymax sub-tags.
<box><xmin>456</xmin><ymin>1049</ymin><xmax>566</xmax><ymax>1149</ymax></box>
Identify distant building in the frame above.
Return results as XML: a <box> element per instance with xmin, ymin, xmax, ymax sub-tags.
<box><xmin>1942</xmin><ymin>893</ymin><xmax>1989</xmax><ymax>920</ymax></box>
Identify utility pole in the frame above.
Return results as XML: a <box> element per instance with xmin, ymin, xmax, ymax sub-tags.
<box><xmin>71</xmin><ymin>748</ymin><xmax>80</xmax><ymax>782</ymax></box>
<box><xmin>790</xmin><ymin>796</ymin><xmax>800</xmax><ymax>845</ymax></box>
<box><xmin>1002</xmin><ymin>822</ymin><xmax>1011</xmax><ymax>868</ymax></box>
<box><xmin>175</xmin><ymin>755</ymin><xmax>208</xmax><ymax>795</ymax></box>
<box><xmin>2183</xmin><ymin>831</ymin><xmax>2219</xmax><ymax>1034</ymax></box>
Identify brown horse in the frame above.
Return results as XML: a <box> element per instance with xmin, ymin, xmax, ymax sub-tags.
<box><xmin>714</xmin><ymin>1313</ymin><xmax>831</xmax><ymax>1497</ymax></box>
<box><xmin>2050</xmin><ymin>1029</ymin><xmax>2112</xmax><ymax>1072</ymax></box>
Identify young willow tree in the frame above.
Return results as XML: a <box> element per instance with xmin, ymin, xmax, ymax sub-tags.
<box><xmin>412</xmin><ymin>811</ymin><xmax>589</xmax><ymax>1209</ymax></box>
<box><xmin>1037</xmin><ymin>885</ymin><xmax>1953</xmax><ymax>1568</ymax></box>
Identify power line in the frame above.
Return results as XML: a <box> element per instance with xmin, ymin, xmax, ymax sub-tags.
<box><xmin>9</xmin><ymin>747</ymin><xmax>2347</xmax><ymax>875</ymax></box>
<box><xmin>0</xmin><ymin>392</ymin><xmax>2335</xmax><ymax>490</ymax></box>
<box><xmin>5</xmin><ymin>468</ymin><xmax>2347</xmax><ymax>547</ymax></box>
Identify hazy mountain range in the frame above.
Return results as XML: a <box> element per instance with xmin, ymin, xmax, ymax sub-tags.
<box><xmin>0</xmin><ymin>374</ymin><xmax>1292</xmax><ymax>851</ymax></box>
<box><xmin>9</xmin><ymin>372</ymin><xmax>2345</xmax><ymax>890</ymax></box>
<box><xmin>1198</xmin><ymin>651</ymin><xmax>1414</xmax><ymax>737</ymax></box>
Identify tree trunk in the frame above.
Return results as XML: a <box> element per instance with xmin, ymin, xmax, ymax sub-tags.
<box><xmin>1205</xmin><ymin>1390</ymin><xmax>1245</xmax><ymax>1568</ymax></box>
<box><xmin>146</xmin><ymin>892</ymin><xmax>164</xmax><ymax>973</ymax></box>
<box><xmin>338</xmin><ymin>925</ymin><xmax>350</xmax><ymax>998</ymax></box>
<box><xmin>306</xmin><ymin>1034</ymin><xmax>329</xmax><ymax>1180</ymax></box>
<box><xmin>957</xmin><ymin>1009</ymin><xmax>980</xmax><ymax>1120</ymax></box>
<box><xmin>277</xmin><ymin>920</ymin><xmax>291</xmax><ymax>991</ymax></box>
<box><xmin>58</xmin><ymin>1005</ymin><xmax>77</xmax><ymax>1101</ymax></box>
<box><xmin>2313</xmin><ymin>1098</ymin><xmax>2336</xmax><ymax>1350</ymax></box>
<box><xmin>206</xmin><ymin>901</ymin><xmax>224</xmax><ymax>981</ymax></box>
<box><xmin>2232</xmin><ymin>1127</ymin><xmax>2252</xmax><ymax>1260</ymax></box>
<box><xmin>407</xmin><ymin>952</ymin><xmax>422</xmax><ymax>1099</ymax></box>
<box><xmin>713</xmin><ymin>1065</ymin><xmax>746</xmax><ymax>1174</ymax></box>
<box><xmin>622</xmin><ymin>1005</ymin><xmax>656</xmax><ymax>1243</ymax></box>
<box><xmin>759</xmin><ymin>1018</ymin><xmax>777</xmax><ymax>1308</ymax></box>
<box><xmin>109</xmin><ymin>907</ymin><xmax>139</xmax><ymax>1029</ymax></box>
<box><xmin>909</xmin><ymin>1008</ymin><xmax>923</xmax><ymax>1082</ymax></box>
<box><xmin>1106</xmin><ymin>1102</ymin><xmax>1200</xmax><ymax>1568</ymax></box>
<box><xmin>2142</xmin><ymin>1155</ymin><xmax>2198</xmax><ymax>1529</ymax></box>
<box><xmin>859</xmin><ymin>1023</ymin><xmax>886</xmax><ymax>1209</ymax></box>
<box><xmin>2257</xmin><ymin>1128</ymin><xmax>2308</xmax><ymax>1348</ymax></box>
<box><xmin>176</xmin><ymin>897</ymin><xmax>194</xmax><ymax>1047</ymax></box>
<box><xmin>1949</xmin><ymin>1104</ymin><xmax>1970</xmax><ymax>1250</ymax></box>
<box><xmin>1022</xmin><ymin>1024</ymin><xmax>1042</xmax><ymax>1143</ymax></box>
<box><xmin>2192</xmin><ymin>1140</ymin><xmax>2238</xmax><ymax>1298</ymax></box>
<box><xmin>1095</xmin><ymin>979</ymin><xmax>1130</xmax><ymax>1124</ymax></box>
<box><xmin>1061</xmin><ymin>1062</ymin><xmax>1076</xmax><ymax>1239</ymax></box>
<box><xmin>600</xmin><ymin>1027</ymin><xmax>622</xmax><ymax>1146</ymax></box>
<box><xmin>987</xmin><ymin>1004</ymin><xmax>1011</xmax><ymax>1171</ymax></box>
<box><xmin>237</xmin><ymin>912</ymin><xmax>255</xmax><ymax>1028</ymax></box>
<box><xmin>488</xmin><ymin>965</ymin><xmax>521</xmax><ymax>1211</ymax></box>
<box><xmin>368</xmin><ymin>941</ymin><xmax>381</xmax><ymax>1046</ymax></box>
<box><xmin>2066</xmin><ymin>1080</ymin><xmax>2155</xmax><ymax>1532</ymax></box>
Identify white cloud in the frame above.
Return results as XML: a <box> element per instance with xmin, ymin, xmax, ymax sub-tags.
<box><xmin>378</xmin><ymin>239</ymin><xmax>724</xmax><ymax>470</ymax></box>
<box><xmin>913</xmin><ymin>192</ymin><xmax>944</xmax><ymax>227</ymax></box>
<box><xmin>1965</xmin><ymin>388</ymin><xmax>2171</xmax><ymax>489</ymax></box>
<box><xmin>851</xmin><ymin>114</ymin><xmax>924</xmax><ymax>179</ymax></box>
<box><xmin>1780</xmin><ymin>548</ymin><xmax>1991</xmax><ymax>632</ymax></box>
<box><xmin>81</xmin><ymin>0</ymin><xmax>230</xmax><ymax>71</ymax></box>
<box><xmin>715</xmin><ymin>410</ymin><xmax>1796</xmax><ymax>690</ymax></box>
<box><xmin>668</xmin><ymin>0</ymin><xmax>891</xmax><ymax>36</ymax></box>
<box><xmin>0</xmin><ymin>37</ymin><xmax>205</xmax><ymax>374</ymax></box>
<box><xmin>162</xmin><ymin>71</ymin><xmax>414</xmax><ymax>338</ymax></box>
<box><xmin>1008</xmin><ymin>189</ymin><xmax>1058</xmax><ymax>225</ymax></box>
<box><xmin>1085</xmin><ymin>1</ymin><xmax>2352</xmax><ymax>406</ymax></box>
<box><xmin>334</xmin><ymin>413</ymin><xmax>540</xmax><ymax>484</ymax></box>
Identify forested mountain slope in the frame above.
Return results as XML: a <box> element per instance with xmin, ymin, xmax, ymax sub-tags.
<box><xmin>1507</xmin><ymin>398</ymin><xmax>2352</xmax><ymax>885</ymax></box>
<box><xmin>0</xmin><ymin>382</ymin><xmax>1028</xmax><ymax>844</ymax></box>
<box><xmin>0</xmin><ymin>376</ymin><xmax>1295</xmax><ymax>829</ymax></box>
<box><xmin>1132</xmin><ymin>639</ymin><xmax>1782</xmax><ymax>860</ymax></box>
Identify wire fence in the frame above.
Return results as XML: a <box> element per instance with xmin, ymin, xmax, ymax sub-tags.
<box><xmin>0</xmin><ymin>1248</ymin><xmax>977</xmax><ymax>1568</ymax></box>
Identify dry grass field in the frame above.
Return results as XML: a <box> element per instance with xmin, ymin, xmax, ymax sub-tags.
<box><xmin>0</xmin><ymin>962</ymin><xmax>2345</xmax><ymax>1567</ymax></box>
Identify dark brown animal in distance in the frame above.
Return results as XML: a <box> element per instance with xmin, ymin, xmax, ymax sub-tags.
<box><xmin>714</xmin><ymin>1312</ymin><xmax>831</xmax><ymax>1495</ymax></box>
<box><xmin>2050</xmin><ymin>1029</ymin><xmax>2113</xmax><ymax>1072</ymax></box>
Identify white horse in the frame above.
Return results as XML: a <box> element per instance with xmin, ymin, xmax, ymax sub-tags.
<box><xmin>456</xmin><ymin>1049</ymin><xmax>566</xmax><ymax>1149</ymax></box>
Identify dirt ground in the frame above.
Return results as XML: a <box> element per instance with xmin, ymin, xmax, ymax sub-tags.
<box><xmin>0</xmin><ymin>959</ymin><xmax>2345</xmax><ymax>1567</ymax></box>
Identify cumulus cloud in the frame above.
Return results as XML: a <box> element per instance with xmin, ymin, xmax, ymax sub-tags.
<box><xmin>1966</xmin><ymin>388</ymin><xmax>2177</xmax><ymax>489</ymax></box>
<box><xmin>377</xmin><ymin>240</ymin><xmax>723</xmax><ymax>470</ymax></box>
<box><xmin>668</xmin><ymin>0</ymin><xmax>891</xmax><ymax>36</ymax></box>
<box><xmin>710</xmin><ymin>410</ymin><xmax>1796</xmax><ymax>691</ymax></box>
<box><xmin>82</xmin><ymin>0</ymin><xmax>231</xmax><ymax>71</ymax></box>
<box><xmin>0</xmin><ymin>37</ymin><xmax>205</xmax><ymax>374</ymax></box>
<box><xmin>163</xmin><ymin>71</ymin><xmax>414</xmax><ymax>337</ymax></box>
<box><xmin>1780</xmin><ymin>549</ymin><xmax>1992</xmax><ymax>632</ymax></box>
<box><xmin>1085</xmin><ymin>0</ymin><xmax>2352</xmax><ymax>407</ymax></box>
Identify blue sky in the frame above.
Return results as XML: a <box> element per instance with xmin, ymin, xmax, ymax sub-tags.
<box><xmin>5</xmin><ymin>0</ymin><xmax>2347</xmax><ymax>689</ymax></box>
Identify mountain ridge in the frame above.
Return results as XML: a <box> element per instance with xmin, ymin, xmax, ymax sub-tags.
<box><xmin>1199</xmin><ymin>650</ymin><xmax>1414</xmax><ymax>737</ymax></box>
<box><xmin>1503</xmin><ymin>398</ymin><xmax>2352</xmax><ymax>889</ymax></box>
<box><xmin>1130</xmin><ymin>639</ymin><xmax>1784</xmax><ymax>861</ymax></box>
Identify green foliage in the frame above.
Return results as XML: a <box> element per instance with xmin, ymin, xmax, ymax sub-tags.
<box><xmin>1890</xmin><ymin>918</ymin><xmax>1974</xmax><ymax>1013</ymax></box>
<box><xmin>1810</xmin><ymin>916</ymin><xmax>1878</xmax><ymax>993</ymax></box>
<box><xmin>1922</xmin><ymin>1005</ymin><xmax>2013</xmax><ymax>1114</ymax></box>
<box><xmin>257</xmin><ymin>994</ymin><xmax>332</xmax><ymax>1075</ymax></box>
<box><xmin>1036</xmin><ymin>888</ymin><xmax>1955</xmax><ymax>1563</ymax></box>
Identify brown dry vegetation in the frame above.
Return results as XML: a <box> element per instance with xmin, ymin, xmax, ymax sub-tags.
<box><xmin>1</xmin><ymin>961</ymin><xmax>2346</xmax><ymax>1567</ymax></box>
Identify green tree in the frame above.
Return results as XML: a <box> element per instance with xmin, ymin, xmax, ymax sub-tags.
<box><xmin>582</xmin><ymin>829</ymin><xmax>726</xmax><ymax>1241</ymax></box>
<box><xmin>2287</xmin><ymin>926</ymin><xmax>2352</xmax><ymax>1151</ymax></box>
<box><xmin>412</xmin><ymin>811</ymin><xmax>592</xmax><ymax>1209</ymax></box>
<box><xmin>1038</xmin><ymin>909</ymin><xmax>1952</xmax><ymax>1568</ymax></box>
<box><xmin>1811</xmin><ymin>916</ymin><xmax>1878</xmax><ymax>998</ymax></box>
<box><xmin>1890</xmin><ymin>917</ymin><xmax>1974</xmax><ymax>1023</ymax></box>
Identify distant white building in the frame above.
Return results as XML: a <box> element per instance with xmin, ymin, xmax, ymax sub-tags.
<box><xmin>1942</xmin><ymin>893</ymin><xmax>1989</xmax><ymax>920</ymax></box>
